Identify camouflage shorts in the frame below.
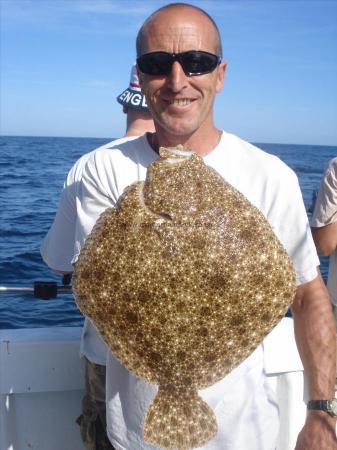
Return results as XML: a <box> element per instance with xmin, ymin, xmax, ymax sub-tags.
<box><xmin>76</xmin><ymin>358</ymin><xmax>115</xmax><ymax>450</ymax></box>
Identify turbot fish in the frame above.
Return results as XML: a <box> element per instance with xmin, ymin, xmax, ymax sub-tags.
<box><xmin>73</xmin><ymin>146</ymin><xmax>296</xmax><ymax>450</ymax></box>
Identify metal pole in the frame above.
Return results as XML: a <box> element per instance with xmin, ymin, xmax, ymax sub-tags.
<box><xmin>0</xmin><ymin>283</ymin><xmax>73</xmax><ymax>299</ymax></box>
<box><xmin>0</xmin><ymin>287</ymin><xmax>35</xmax><ymax>294</ymax></box>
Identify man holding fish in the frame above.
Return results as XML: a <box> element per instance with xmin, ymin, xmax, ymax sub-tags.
<box><xmin>48</xmin><ymin>3</ymin><xmax>337</xmax><ymax>449</ymax></box>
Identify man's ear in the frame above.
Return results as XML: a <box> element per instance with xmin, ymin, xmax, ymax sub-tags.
<box><xmin>215</xmin><ymin>60</ymin><xmax>227</xmax><ymax>94</ymax></box>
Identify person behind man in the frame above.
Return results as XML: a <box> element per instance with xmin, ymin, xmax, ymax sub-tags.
<box><xmin>62</xmin><ymin>3</ymin><xmax>336</xmax><ymax>449</ymax></box>
<box><xmin>40</xmin><ymin>64</ymin><xmax>154</xmax><ymax>450</ymax></box>
<box><xmin>311</xmin><ymin>157</ymin><xmax>337</xmax><ymax>325</ymax></box>
<box><xmin>117</xmin><ymin>64</ymin><xmax>155</xmax><ymax>137</ymax></box>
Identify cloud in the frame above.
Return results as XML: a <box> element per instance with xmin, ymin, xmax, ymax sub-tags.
<box><xmin>1</xmin><ymin>0</ymin><xmax>148</xmax><ymax>37</ymax></box>
<box><xmin>1</xmin><ymin>0</ymin><xmax>155</xmax><ymax>22</ymax></box>
<box><xmin>73</xmin><ymin>0</ymin><xmax>154</xmax><ymax>16</ymax></box>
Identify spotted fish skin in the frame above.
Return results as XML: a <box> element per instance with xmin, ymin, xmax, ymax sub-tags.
<box><xmin>73</xmin><ymin>146</ymin><xmax>296</xmax><ymax>450</ymax></box>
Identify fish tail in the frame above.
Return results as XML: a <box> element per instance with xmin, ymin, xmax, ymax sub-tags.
<box><xmin>143</xmin><ymin>385</ymin><xmax>217</xmax><ymax>450</ymax></box>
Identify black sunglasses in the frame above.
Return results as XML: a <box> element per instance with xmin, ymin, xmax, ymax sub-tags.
<box><xmin>137</xmin><ymin>50</ymin><xmax>222</xmax><ymax>77</ymax></box>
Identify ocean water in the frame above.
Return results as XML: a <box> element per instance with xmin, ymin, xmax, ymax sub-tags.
<box><xmin>0</xmin><ymin>136</ymin><xmax>336</xmax><ymax>329</ymax></box>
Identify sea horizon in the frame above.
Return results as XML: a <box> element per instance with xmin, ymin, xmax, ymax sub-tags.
<box><xmin>1</xmin><ymin>134</ymin><xmax>336</xmax><ymax>149</ymax></box>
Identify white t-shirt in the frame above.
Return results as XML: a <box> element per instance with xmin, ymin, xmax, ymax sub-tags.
<box><xmin>311</xmin><ymin>156</ymin><xmax>337</xmax><ymax>304</ymax></box>
<box><xmin>75</xmin><ymin>131</ymin><xmax>319</xmax><ymax>449</ymax></box>
<box><xmin>41</xmin><ymin>136</ymin><xmax>139</xmax><ymax>364</ymax></box>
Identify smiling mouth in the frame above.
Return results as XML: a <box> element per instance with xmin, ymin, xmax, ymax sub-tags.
<box><xmin>167</xmin><ymin>98</ymin><xmax>194</xmax><ymax>106</ymax></box>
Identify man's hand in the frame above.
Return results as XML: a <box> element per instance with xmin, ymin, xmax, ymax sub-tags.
<box><xmin>295</xmin><ymin>411</ymin><xmax>337</xmax><ymax>449</ymax></box>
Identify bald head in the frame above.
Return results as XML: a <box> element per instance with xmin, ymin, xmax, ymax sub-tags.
<box><xmin>136</xmin><ymin>3</ymin><xmax>222</xmax><ymax>57</ymax></box>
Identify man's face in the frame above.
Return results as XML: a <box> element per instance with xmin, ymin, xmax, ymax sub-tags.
<box><xmin>138</xmin><ymin>9</ymin><xmax>226</xmax><ymax>141</ymax></box>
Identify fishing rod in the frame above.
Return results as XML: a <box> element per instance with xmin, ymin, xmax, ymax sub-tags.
<box><xmin>0</xmin><ymin>275</ymin><xmax>73</xmax><ymax>300</ymax></box>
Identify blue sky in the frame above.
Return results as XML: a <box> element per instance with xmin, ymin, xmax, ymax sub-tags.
<box><xmin>1</xmin><ymin>0</ymin><xmax>337</xmax><ymax>145</ymax></box>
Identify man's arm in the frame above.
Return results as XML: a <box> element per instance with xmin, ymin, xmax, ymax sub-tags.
<box><xmin>292</xmin><ymin>271</ymin><xmax>337</xmax><ymax>449</ymax></box>
<box><xmin>311</xmin><ymin>222</ymin><xmax>337</xmax><ymax>256</ymax></box>
<box><xmin>311</xmin><ymin>158</ymin><xmax>337</xmax><ymax>258</ymax></box>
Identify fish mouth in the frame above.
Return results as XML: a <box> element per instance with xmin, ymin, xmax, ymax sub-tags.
<box><xmin>159</xmin><ymin>145</ymin><xmax>194</xmax><ymax>163</ymax></box>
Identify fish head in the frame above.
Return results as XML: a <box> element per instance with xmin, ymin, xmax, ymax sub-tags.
<box><xmin>143</xmin><ymin>145</ymin><xmax>206</xmax><ymax>220</ymax></box>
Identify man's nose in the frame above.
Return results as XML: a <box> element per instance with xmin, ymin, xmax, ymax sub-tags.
<box><xmin>166</xmin><ymin>61</ymin><xmax>189</xmax><ymax>92</ymax></box>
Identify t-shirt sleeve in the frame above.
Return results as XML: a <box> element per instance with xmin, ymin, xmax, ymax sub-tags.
<box><xmin>311</xmin><ymin>158</ymin><xmax>337</xmax><ymax>228</ymax></box>
<box><xmin>40</xmin><ymin>155</ymin><xmax>93</xmax><ymax>272</ymax></box>
<box><xmin>72</xmin><ymin>151</ymin><xmax>119</xmax><ymax>264</ymax></box>
<box><xmin>40</xmin><ymin>165</ymin><xmax>80</xmax><ymax>272</ymax></box>
<box><xmin>267</xmin><ymin>165</ymin><xmax>320</xmax><ymax>286</ymax></box>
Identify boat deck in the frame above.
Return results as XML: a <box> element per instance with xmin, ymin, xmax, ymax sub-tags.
<box><xmin>0</xmin><ymin>327</ymin><xmax>85</xmax><ymax>450</ymax></box>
